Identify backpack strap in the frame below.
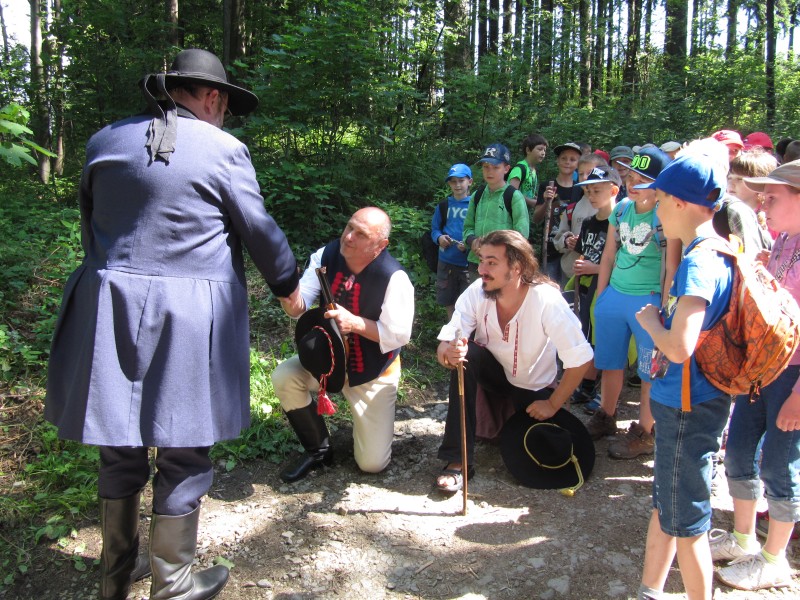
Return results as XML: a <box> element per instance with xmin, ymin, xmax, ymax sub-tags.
<box><xmin>474</xmin><ymin>184</ymin><xmax>515</xmax><ymax>219</ymax></box>
<box><xmin>438</xmin><ymin>198</ymin><xmax>450</xmax><ymax>230</ymax></box>
<box><xmin>612</xmin><ymin>199</ymin><xmax>633</xmax><ymax>246</ymax></box>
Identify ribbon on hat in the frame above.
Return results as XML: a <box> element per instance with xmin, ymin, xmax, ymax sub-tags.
<box><xmin>524</xmin><ymin>423</ymin><xmax>585</xmax><ymax>497</ymax></box>
<box><xmin>141</xmin><ymin>73</ymin><xmax>178</xmax><ymax>164</ymax></box>
<box><xmin>312</xmin><ymin>325</ymin><xmax>338</xmax><ymax>415</ymax></box>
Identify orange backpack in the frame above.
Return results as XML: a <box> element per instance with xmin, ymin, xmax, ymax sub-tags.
<box><xmin>681</xmin><ymin>237</ymin><xmax>800</xmax><ymax>410</ymax></box>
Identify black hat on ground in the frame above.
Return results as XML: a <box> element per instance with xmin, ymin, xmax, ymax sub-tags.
<box><xmin>295</xmin><ymin>307</ymin><xmax>346</xmax><ymax>395</ymax></box>
<box><xmin>500</xmin><ymin>408</ymin><xmax>595</xmax><ymax>495</ymax></box>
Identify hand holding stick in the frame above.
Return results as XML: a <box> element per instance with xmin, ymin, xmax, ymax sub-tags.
<box><xmin>454</xmin><ymin>328</ymin><xmax>468</xmax><ymax>516</ymax></box>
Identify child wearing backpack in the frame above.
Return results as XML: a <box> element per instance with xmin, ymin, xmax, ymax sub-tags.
<box><xmin>508</xmin><ymin>133</ymin><xmax>548</xmax><ymax>208</ymax></box>
<box><xmin>431</xmin><ymin>164</ymin><xmax>472</xmax><ymax>319</ymax></box>
<box><xmin>633</xmin><ymin>152</ymin><xmax>734</xmax><ymax>600</ymax></box>
<box><xmin>709</xmin><ymin>160</ymin><xmax>800</xmax><ymax>591</ymax></box>
<box><xmin>463</xmin><ymin>143</ymin><xmax>529</xmax><ymax>282</ymax></box>
<box><xmin>587</xmin><ymin>147</ymin><xmax>681</xmax><ymax>460</ymax></box>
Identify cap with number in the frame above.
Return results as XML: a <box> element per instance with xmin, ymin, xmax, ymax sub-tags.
<box><xmin>619</xmin><ymin>147</ymin><xmax>672</xmax><ymax>181</ymax></box>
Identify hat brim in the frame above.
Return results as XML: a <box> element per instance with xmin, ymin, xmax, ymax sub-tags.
<box><xmin>142</xmin><ymin>73</ymin><xmax>258</xmax><ymax>116</ymax></box>
<box><xmin>476</xmin><ymin>158</ymin><xmax>507</xmax><ymax>166</ymax></box>
<box><xmin>295</xmin><ymin>308</ymin><xmax>346</xmax><ymax>393</ymax></box>
<box><xmin>500</xmin><ymin>409</ymin><xmax>595</xmax><ymax>489</ymax></box>
<box><xmin>742</xmin><ymin>174</ymin><xmax>800</xmax><ymax>193</ymax></box>
<box><xmin>553</xmin><ymin>144</ymin><xmax>582</xmax><ymax>156</ymax></box>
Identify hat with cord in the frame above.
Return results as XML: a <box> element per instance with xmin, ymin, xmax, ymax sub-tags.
<box><xmin>500</xmin><ymin>409</ymin><xmax>595</xmax><ymax>494</ymax></box>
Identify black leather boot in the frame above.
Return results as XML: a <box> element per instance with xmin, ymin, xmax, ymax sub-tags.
<box><xmin>280</xmin><ymin>402</ymin><xmax>334</xmax><ymax>483</ymax></box>
<box><xmin>149</xmin><ymin>505</ymin><xmax>229</xmax><ymax>599</ymax></box>
<box><xmin>100</xmin><ymin>494</ymin><xmax>147</xmax><ymax>600</ymax></box>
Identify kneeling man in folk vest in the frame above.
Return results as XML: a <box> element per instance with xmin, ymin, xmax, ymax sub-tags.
<box><xmin>274</xmin><ymin>207</ymin><xmax>415</xmax><ymax>482</ymax></box>
<box><xmin>435</xmin><ymin>229</ymin><xmax>593</xmax><ymax>492</ymax></box>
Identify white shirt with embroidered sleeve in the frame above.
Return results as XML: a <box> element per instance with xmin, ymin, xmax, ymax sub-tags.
<box><xmin>437</xmin><ymin>278</ymin><xmax>593</xmax><ymax>390</ymax></box>
<box><xmin>297</xmin><ymin>247</ymin><xmax>414</xmax><ymax>354</ymax></box>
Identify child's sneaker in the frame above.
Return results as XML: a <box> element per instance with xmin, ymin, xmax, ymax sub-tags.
<box><xmin>754</xmin><ymin>511</ymin><xmax>800</xmax><ymax>540</ymax></box>
<box><xmin>709</xmin><ymin>529</ymin><xmax>760</xmax><ymax>562</ymax></box>
<box><xmin>608</xmin><ymin>422</ymin><xmax>654</xmax><ymax>459</ymax></box>
<box><xmin>569</xmin><ymin>387</ymin><xmax>593</xmax><ymax>404</ymax></box>
<box><xmin>583</xmin><ymin>393</ymin><xmax>602</xmax><ymax>415</ymax></box>
<box><xmin>715</xmin><ymin>552</ymin><xmax>793</xmax><ymax>590</ymax></box>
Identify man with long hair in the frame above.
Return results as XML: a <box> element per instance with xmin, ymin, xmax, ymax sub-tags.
<box><xmin>434</xmin><ymin>230</ymin><xmax>593</xmax><ymax>492</ymax></box>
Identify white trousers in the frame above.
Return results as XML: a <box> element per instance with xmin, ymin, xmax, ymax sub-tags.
<box><xmin>272</xmin><ymin>355</ymin><xmax>400</xmax><ymax>473</ymax></box>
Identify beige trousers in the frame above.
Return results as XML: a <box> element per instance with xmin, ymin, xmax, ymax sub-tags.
<box><xmin>272</xmin><ymin>355</ymin><xmax>400</xmax><ymax>473</ymax></box>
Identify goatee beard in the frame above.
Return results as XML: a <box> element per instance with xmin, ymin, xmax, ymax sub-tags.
<box><xmin>483</xmin><ymin>285</ymin><xmax>501</xmax><ymax>300</ymax></box>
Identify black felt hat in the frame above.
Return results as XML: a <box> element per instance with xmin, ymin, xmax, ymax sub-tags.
<box><xmin>141</xmin><ymin>48</ymin><xmax>258</xmax><ymax>116</ymax></box>
<box><xmin>295</xmin><ymin>308</ymin><xmax>346</xmax><ymax>394</ymax></box>
<box><xmin>500</xmin><ymin>409</ymin><xmax>595</xmax><ymax>494</ymax></box>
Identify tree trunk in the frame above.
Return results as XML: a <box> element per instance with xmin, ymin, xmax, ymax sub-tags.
<box><xmin>503</xmin><ymin>0</ymin><xmax>512</xmax><ymax>52</ymax></box>
<box><xmin>726</xmin><ymin>0</ymin><xmax>738</xmax><ymax>59</ymax></box>
<box><xmin>167</xmin><ymin>0</ymin><xmax>180</xmax><ymax>47</ymax></box>
<box><xmin>478</xmin><ymin>0</ymin><xmax>488</xmax><ymax>58</ymax></box>
<box><xmin>766</xmin><ymin>0</ymin><xmax>776</xmax><ymax>126</ymax></box>
<box><xmin>489</xmin><ymin>0</ymin><xmax>499</xmax><ymax>54</ymax></box>
<box><xmin>579</xmin><ymin>0</ymin><xmax>591</xmax><ymax>106</ymax></box>
<box><xmin>0</xmin><ymin>2</ymin><xmax>9</xmax><ymax>69</ymax></box>
<box><xmin>444</xmin><ymin>0</ymin><xmax>471</xmax><ymax>72</ymax></box>
<box><xmin>224</xmin><ymin>0</ymin><xmax>246</xmax><ymax>65</ymax></box>
<box><xmin>51</xmin><ymin>0</ymin><xmax>65</xmax><ymax>176</ymax></box>
<box><xmin>539</xmin><ymin>0</ymin><xmax>553</xmax><ymax>77</ymax></box>
<box><xmin>623</xmin><ymin>0</ymin><xmax>642</xmax><ymax>92</ymax></box>
<box><xmin>29</xmin><ymin>0</ymin><xmax>50</xmax><ymax>184</ymax></box>
<box><xmin>593</xmin><ymin>0</ymin><xmax>606</xmax><ymax>97</ymax></box>
<box><xmin>664</xmin><ymin>0</ymin><xmax>688</xmax><ymax>79</ymax></box>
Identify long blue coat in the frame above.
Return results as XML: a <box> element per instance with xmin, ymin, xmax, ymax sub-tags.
<box><xmin>45</xmin><ymin>111</ymin><xmax>298</xmax><ymax>447</ymax></box>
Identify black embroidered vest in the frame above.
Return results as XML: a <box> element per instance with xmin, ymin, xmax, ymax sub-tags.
<box><xmin>320</xmin><ymin>239</ymin><xmax>404</xmax><ymax>387</ymax></box>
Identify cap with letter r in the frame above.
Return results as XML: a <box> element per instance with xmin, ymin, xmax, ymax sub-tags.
<box><xmin>477</xmin><ymin>143</ymin><xmax>512</xmax><ymax>165</ymax></box>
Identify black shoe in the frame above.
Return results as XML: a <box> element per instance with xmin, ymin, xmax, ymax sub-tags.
<box><xmin>280</xmin><ymin>449</ymin><xmax>334</xmax><ymax>483</ymax></box>
<box><xmin>627</xmin><ymin>374</ymin><xmax>641</xmax><ymax>388</ymax></box>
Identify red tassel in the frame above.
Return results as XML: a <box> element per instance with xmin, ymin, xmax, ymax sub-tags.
<box><xmin>317</xmin><ymin>389</ymin><xmax>337</xmax><ymax>415</ymax></box>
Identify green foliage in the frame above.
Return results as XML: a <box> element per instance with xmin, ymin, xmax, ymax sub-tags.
<box><xmin>0</xmin><ymin>104</ymin><xmax>56</xmax><ymax>167</ymax></box>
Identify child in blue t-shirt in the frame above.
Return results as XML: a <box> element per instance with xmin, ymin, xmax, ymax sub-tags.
<box><xmin>633</xmin><ymin>153</ymin><xmax>733</xmax><ymax>600</ymax></box>
<box><xmin>588</xmin><ymin>147</ymin><xmax>681</xmax><ymax>460</ymax></box>
<box><xmin>431</xmin><ymin>163</ymin><xmax>472</xmax><ymax>318</ymax></box>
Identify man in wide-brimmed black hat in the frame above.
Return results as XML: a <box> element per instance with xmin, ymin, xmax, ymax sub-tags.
<box><xmin>274</xmin><ymin>207</ymin><xmax>415</xmax><ymax>483</ymax></box>
<box><xmin>45</xmin><ymin>48</ymin><xmax>302</xmax><ymax>600</ymax></box>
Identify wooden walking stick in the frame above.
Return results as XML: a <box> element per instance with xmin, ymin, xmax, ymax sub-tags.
<box><xmin>455</xmin><ymin>328</ymin><xmax>468</xmax><ymax>515</ymax></box>
<box><xmin>542</xmin><ymin>181</ymin><xmax>555</xmax><ymax>270</ymax></box>
<box><xmin>573</xmin><ymin>255</ymin><xmax>584</xmax><ymax>318</ymax></box>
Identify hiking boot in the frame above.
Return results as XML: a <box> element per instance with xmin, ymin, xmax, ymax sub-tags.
<box><xmin>586</xmin><ymin>408</ymin><xmax>617</xmax><ymax>440</ymax></box>
<box><xmin>715</xmin><ymin>552</ymin><xmax>793</xmax><ymax>590</ymax></box>
<box><xmin>608</xmin><ymin>422</ymin><xmax>654</xmax><ymax>459</ymax></box>
<box><xmin>709</xmin><ymin>529</ymin><xmax>760</xmax><ymax>563</ymax></box>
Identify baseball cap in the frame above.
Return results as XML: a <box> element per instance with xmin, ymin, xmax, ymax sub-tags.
<box><xmin>574</xmin><ymin>165</ymin><xmax>622</xmax><ymax>187</ymax></box>
<box><xmin>593</xmin><ymin>149</ymin><xmax>610</xmax><ymax>162</ymax></box>
<box><xmin>620</xmin><ymin>147</ymin><xmax>672</xmax><ymax>180</ymax></box>
<box><xmin>553</xmin><ymin>142</ymin><xmax>582</xmax><ymax>156</ymax></box>
<box><xmin>712</xmin><ymin>129</ymin><xmax>744</xmax><ymax>148</ymax></box>
<box><xmin>635</xmin><ymin>153</ymin><xmax>725</xmax><ymax>208</ymax></box>
<box><xmin>660</xmin><ymin>141</ymin><xmax>681</xmax><ymax>153</ymax></box>
<box><xmin>609</xmin><ymin>145</ymin><xmax>634</xmax><ymax>162</ymax></box>
<box><xmin>477</xmin><ymin>143</ymin><xmax>511</xmax><ymax>165</ymax></box>
<box><xmin>743</xmin><ymin>159</ymin><xmax>800</xmax><ymax>193</ymax></box>
<box><xmin>743</xmin><ymin>131</ymin><xmax>774</xmax><ymax>151</ymax></box>
<box><xmin>445</xmin><ymin>163</ymin><xmax>472</xmax><ymax>182</ymax></box>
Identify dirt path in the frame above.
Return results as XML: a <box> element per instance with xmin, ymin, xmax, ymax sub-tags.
<box><xmin>6</xmin><ymin>384</ymin><xmax>799</xmax><ymax>600</ymax></box>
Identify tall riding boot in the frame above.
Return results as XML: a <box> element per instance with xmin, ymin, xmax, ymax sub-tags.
<box><xmin>100</xmin><ymin>494</ymin><xmax>148</xmax><ymax>600</ymax></box>
<box><xmin>149</xmin><ymin>505</ymin><xmax>229</xmax><ymax>599</ymax></box>
<box><xmin>280</xmin><ymin>402</ymin><xmax>334</xmax><ymax>483</ymax></box>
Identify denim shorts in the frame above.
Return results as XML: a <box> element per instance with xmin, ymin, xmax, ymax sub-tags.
<box><xmin>724</xmin><ymin>365</ymin><xmax>800</xmax><ymax>523</ymax></box>
<box><xmin>436</xmin><ymin>261</ymin><xmax>470</xmax><ymax>306</ymax></box>
<box><xmin>651</xmin><ymin>394</ymin><xmax>731</xmax><ymax>537</ymax></box>
<box><xmin>593</xmin><ymin>286</ymin><xmax>660</xmax><ymax>377</ymax></box>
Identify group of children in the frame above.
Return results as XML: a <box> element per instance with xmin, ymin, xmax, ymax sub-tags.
<box><xmin>427</xmin><ymin>133</ymin><xmax>800</xmax><ymax>598</ymax></box>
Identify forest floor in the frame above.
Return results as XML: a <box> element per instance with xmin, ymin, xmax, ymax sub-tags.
<box><xmin>4</xmin><ymin>380</ymin><xmax>799</xmax><ymax>600</ymax></box>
